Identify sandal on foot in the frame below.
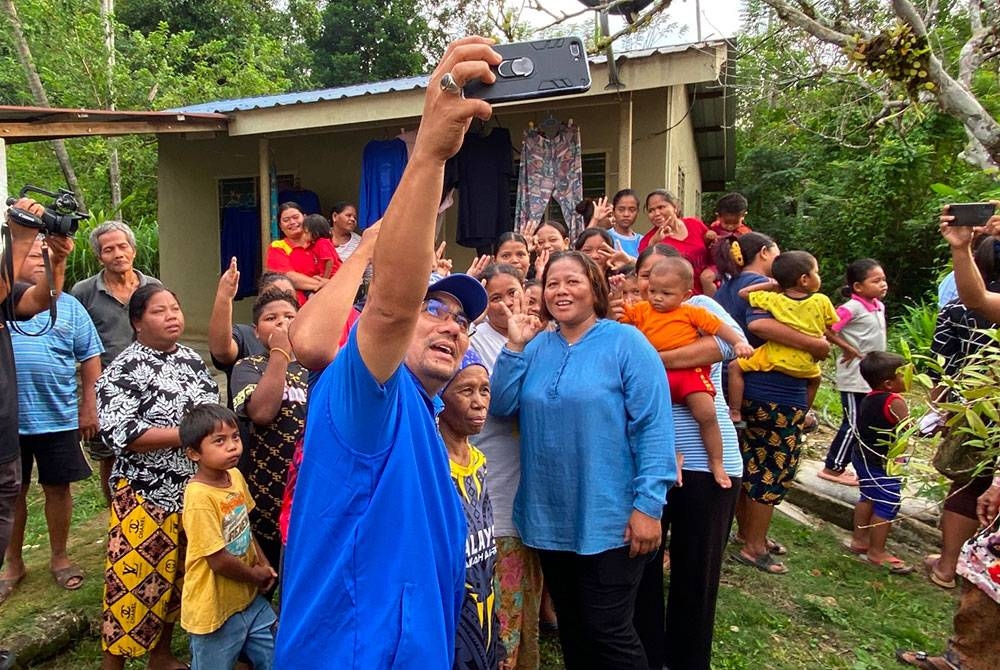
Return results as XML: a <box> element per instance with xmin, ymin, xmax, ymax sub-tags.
<box><xmin>863</xmin><ymin>554</ymin><xmax>914</xmax><ymax>575</ymax></box>
<box><xmin>730</xmin><ymin>535</ymin><xmax>787</xmax><ymax>556</ymax></box>
<box><xmin>51</xmin><ymin>564</ymin><xmax>84</xmax><ymax>591</ymax></box>
<box><xmin>895</xmin><ymin>649</ymin><xmax>954</xmax><ymax>669</ymax></box>
<box><xmin>923</xmin><ymin>554</ymin><xmax>957</xmax><ymax>589</ymax></box>
<box><xmin>0</xmin><ymin>573</ymin><xmax>25</xmax><ymax>605</ymax></box>
<box><xmin>842</xmin><ymin>539</ymin><xmax>868</xmax><ymax>555</ymax></box>
<box><xmin>731</xmin><ymin>551</ymin><xmax>788</xmax><ymax>575</ymax></box>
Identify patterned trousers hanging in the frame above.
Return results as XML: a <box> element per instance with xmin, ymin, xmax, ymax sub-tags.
<box><xmin>515</xmin><ymin>126</ymin><xmax>584</xmax><ymax>239</ymax></box>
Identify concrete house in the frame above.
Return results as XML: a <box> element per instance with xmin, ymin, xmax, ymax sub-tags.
<box><xmin>154</xmin><ymin>39</ymin><xmax>735</xmax><ymax>333</ymax></box>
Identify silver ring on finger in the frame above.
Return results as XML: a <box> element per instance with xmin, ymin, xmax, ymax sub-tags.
<box><xmin>440</xmin><ymin>72</ymin><xmax>462</xmax><ymax>96</ymax></box>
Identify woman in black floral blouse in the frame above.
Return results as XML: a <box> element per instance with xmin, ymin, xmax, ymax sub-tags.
<box><xmin>96</xmin><ymin>284</ymin><xmax>218</xmax><ymax>670</ymax></box>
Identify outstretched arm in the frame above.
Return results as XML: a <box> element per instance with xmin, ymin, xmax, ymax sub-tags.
<box><xmin>358</xmin><ymin>38</ymin><xmax>500</xmax><ymax>383</ymax></box>
<box><xmin>941</xmin><ymin>209</ymin><xmax>1000</xmax><ymax>321</ymax></box>
<box><xmin>291</xmin><ymin>222</ymin><xmax>379</xmax><ymax>370</ymax></box>
<box><xmin>208</xmin><ymin>257</ymin><xmax>240</xmax><ymax>367</ymax></box>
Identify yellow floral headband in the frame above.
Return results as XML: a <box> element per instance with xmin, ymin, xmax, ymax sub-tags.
<box><xmin>731</xmin><ymin>240</ymin><xmax>744</xmax><ymax>267</ymax></box>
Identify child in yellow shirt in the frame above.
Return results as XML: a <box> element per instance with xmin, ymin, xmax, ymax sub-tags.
<box><xmin>179</xmin><ymin>404</ymin><xmax>277</xmax><ymax>670</ymax></box>
<box><xmin>727</xmin><ymin>251</ymin><xmax>853</xmax><ymax>425</ymax></box>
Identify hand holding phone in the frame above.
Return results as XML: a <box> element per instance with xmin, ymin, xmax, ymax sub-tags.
<box><xmin>946</xmin><ymin>202</ymin><xmax>997</xmax><ymax>227</ymax></box>
<box><xmin>463</xmin><ymin>37</ymin><xmax>591</xmax><ymax>104</ymax></box>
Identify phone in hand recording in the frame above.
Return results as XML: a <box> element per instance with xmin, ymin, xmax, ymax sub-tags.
<box><xmin>463</xmin><ymin>37</ymin><xmax>592</xmax><ymax>104</ymax></box>
<box><xmin>946</xmin><ymin>202</ymin><xmax>997</xmax><ymax>227</ymax></box>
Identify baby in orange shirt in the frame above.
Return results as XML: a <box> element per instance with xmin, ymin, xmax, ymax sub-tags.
<box><xmin>616</xmin><ymin>257</ymin><xmax>753</xmax><ymax>488</ymax></box>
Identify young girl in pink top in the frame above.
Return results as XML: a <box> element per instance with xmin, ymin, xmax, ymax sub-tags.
<box><xmin>819</xmin><ymin>259</ymin><xmax>888</xmax><ymax>486</ymax></box>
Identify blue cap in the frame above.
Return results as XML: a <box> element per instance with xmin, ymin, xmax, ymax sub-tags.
<box><xmin>426</xmin><ymin>273</ymin><xmax>488</xmax><ymax>321</ymax></box>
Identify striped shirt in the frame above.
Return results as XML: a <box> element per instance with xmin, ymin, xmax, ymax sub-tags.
<box><xmin>12</xmin><ymin>293</ymin><xmax>103</xmax><ymax>434</ymax></box>
<box><xmin>931</xmin><ymin>299</ymin><xmax>997</xmax><ymax>380</ymax></box>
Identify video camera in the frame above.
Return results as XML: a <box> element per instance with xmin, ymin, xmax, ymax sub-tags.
<box><xmin>5</xmin><ymin>185</ymin><xmax>88</xmax><ymax>236</ymax></box>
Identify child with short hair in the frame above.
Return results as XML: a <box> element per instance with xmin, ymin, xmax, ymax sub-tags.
<box><xmin>303</xmin><ymin>213</ymin><xmax>340</xmax><ymax>279</ymax></box>
<box><xmin>615</xmin><ymin>257</ymin><xmax>754</xmax><ymax>488</ymax></box>
<box><xmin>727</xmin><ymin>250</ymin><xmax>853</xmax><ymax>425</ymax></box>
<box><xmin>179</xmin><ymin>403</ymin><xmax>277</xmax><ymax>670</ymax></box>
<box><xmin>843</xmin><ymin>352</ymin><xmax>914</xmax><ymax>574</ymax></box>
<box><xmin>701</xmin><ymin>192</ymin><xmax>753</xmax><ymax>294</ymax></box>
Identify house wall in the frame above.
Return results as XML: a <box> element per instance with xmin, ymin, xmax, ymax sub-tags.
<box><xmin>159</xmin><ymin>87</ymin><xmax>704</xmax><ymax>338</ymax></box>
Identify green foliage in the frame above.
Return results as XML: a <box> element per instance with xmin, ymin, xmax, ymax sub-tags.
<box><xmin>727</xmin><ymin>12</ymin><xmax>999</xmax><ymax>312</ymax></box>
<box><xmin>907</xmin><ymin>329</ymin><xmax>1000</xmax><ymax>481</ymax></box>
<box><xmin>310</xmin><ymin>0</ymin><xmax>433</xmax><ymax>87</ymax></box>
<box><xmin>65</xmin><ymin>200</ymin><xmax>159</xmax><ymax>291</ymax></box>
<box><xmin>889</xmin><ymin>301</ymin><xmax>939</xmax><ymax>368</ymax></box>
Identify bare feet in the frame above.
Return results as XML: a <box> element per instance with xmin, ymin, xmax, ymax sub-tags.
<box><xmin>817</xmin><ymin>468</ymin><xmax>859</xmax><ymax>486</ymax></box>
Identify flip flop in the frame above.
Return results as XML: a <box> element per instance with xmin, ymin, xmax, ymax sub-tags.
<box><xmin>0</xmin><ymin>573</ymin><xmax>25</xmax><ymax>605</ymax></box>
<box><xmin>731</xmin><ymin>550</ymin><xmax>788</xmax><ymax>575</ymax></box>
<box><xmin>731</xmin><ymin>535</ymin><xmax>788</xmax><ymax>556</ymax></box>
<box><xmin>862</xmin><ymin>554</ymin><xmax>914</xmax><ymax>575</ymax></box>
<box><xmin>842</xmin><ymin>539</ymin><xmax>868</xmax><ymax>555</ymax></box>
<box><xmin>895</xmin><ymin>649</ymin><xmax>955</xmax><ymax>669</ymax></box>
<box><xmin>51</xmin><ymin>564</ymin><xmax>84</xmax><ymax>591</ymax></box>
<box><xmin>923</xmin><ymin>554</ymin><xmax>957</xmax><ymax>589</ymax></box>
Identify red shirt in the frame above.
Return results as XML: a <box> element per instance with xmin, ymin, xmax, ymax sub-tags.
<box><xmin>638</xmin><ymin>217</ymin><xmax>712</xmax><ymax>294</ymax></box>
<box><xmin>266</xmin><ymin>238</ymin><xmax>342</xmax><ymax>305</ymax></box>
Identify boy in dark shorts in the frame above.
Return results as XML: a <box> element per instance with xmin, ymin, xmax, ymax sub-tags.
<box><xmin>844</xmin><ymin>351</ymin><xmax>914</xmax><ymax>574</ymax></box>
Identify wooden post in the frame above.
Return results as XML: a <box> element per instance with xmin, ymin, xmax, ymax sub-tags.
<box><xmin>258</xmin><ymin>137</ymin><xmax>270</xmax><ymax>271</ymax></box>
<box><xmin>618</xmin><ymin>94</ymin><xmax>633</xmax><ymax>191</ymax></box>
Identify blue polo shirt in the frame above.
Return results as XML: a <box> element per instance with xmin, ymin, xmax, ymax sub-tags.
<box><xmin>275</xmin><ymin>327</ymin><xmax>466</xmax><ymax>669</ymax></box>
<box><xmin>12</xmin><ymin>293</ymin><xmax>103</xmax><ymax>434</ymax></box>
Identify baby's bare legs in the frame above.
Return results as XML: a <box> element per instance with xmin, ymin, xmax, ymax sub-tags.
<box><xmin>687</xmin><ymin>392</ymin><xmax>732</xmax><ymax>488</ymax></box>
<box><xmin>806</xmin><ymin>375</ymin><xmax>821</xmax><ymax>411</ymax></box>
<box><xmin>727</xmin><ymin>360</ymin><xmax>745</xmax><ymax>424</ymax></box>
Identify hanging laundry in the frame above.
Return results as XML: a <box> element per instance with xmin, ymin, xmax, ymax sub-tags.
<box><xmin>358</xmin><ymin>138</ymin><xmax>408</xmax><ymax>230</ymax></box>
<box><xmin>220</xmin><ymin>206</ymin><xmax>260</xmax><ymax>299</ymax></box>
<box><xmin>448</xmin><ymin>128</ymin><xmax>514</xmax><ymax>249</ymax></box>
<box><xmin>277</xmin><ymin>189</ymin><xmax>322</xmax><ymax>215</ymax></box>
<box><xmin>515</xmin><ymin>124</ymin><xmax>584</xmax><ymax>239</ymax></box>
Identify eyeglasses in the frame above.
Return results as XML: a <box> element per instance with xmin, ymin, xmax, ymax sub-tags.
<box><xmin>421</xmin><ymin>298</ymin><xmax>472</xmax><ymax>333</ymax></box>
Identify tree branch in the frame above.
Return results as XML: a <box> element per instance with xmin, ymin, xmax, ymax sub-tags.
<box><xmin>761</xmin><ymin>0</ymin><xmax>867</xmax><ymax>46</ymax></box>
<box><xmin>891</xmin><ymin>0</ymin><xmax>929</xmax><ymax>38</ymax></box>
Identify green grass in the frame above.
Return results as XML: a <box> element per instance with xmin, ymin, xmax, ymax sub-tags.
<box><xmin>6</xmin><ymin>477</ymin><xmax>955</xmax><ymax>669</ymax></box>
<box><xmin>537</xmin><ymin>514</ymin><xmax>953</xmax><ymax>670</ymax></box>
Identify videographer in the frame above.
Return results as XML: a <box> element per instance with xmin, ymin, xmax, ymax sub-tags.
<box><xmin>0</xmin><ymin>197</ymin><xmax>74</xmax><ymax>670</ymax></box>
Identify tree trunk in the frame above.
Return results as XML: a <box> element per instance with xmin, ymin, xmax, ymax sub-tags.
<box><xmin>101</xmin><ymin>0</ymin><xmax>121</xmax><ymax>210</ymax></box>
<box><xmin>0</xmin><ymin>0</ymin><xmax>87</xmax><ymax>209</ymax></box>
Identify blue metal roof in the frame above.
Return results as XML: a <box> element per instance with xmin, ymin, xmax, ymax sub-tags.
<box><xmin>175</xmin><ymin>74</ymin><xmax>430</xmax><ymax>114</ymax></box>
<box><xmin>172</xmin><ymin>41</ymin><xmax>727</xmax><ymax>115</ymax></box>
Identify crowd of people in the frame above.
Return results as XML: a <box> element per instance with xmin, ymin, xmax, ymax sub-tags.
<box><xmin>1</xmin><ymin>37</ymin><xmax>999</xmax><ymax>670</ymax></box>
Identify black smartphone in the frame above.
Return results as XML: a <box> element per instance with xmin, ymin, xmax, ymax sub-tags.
<box><xmin>947</xmin><ymin>202</ymin><xmax>996</xmax><ymax>226</ymax></box>
<box><xmin>463</xmin><ymin>37</ymin><xmax>592</xmax><ymax>103</ymax></box>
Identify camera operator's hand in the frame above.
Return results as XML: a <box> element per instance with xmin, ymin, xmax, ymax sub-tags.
<box><xmin>42</xmin><ymin>234</ymin><xmax>74</xmax><ymax>265</ymax></box>
<box><xmin>5</xmin><ymin>198</ymin><xmax>45</xmax><ymax>241</ymax></box>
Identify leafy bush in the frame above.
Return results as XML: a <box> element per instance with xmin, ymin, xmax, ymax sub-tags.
<box><xmin>889</xmin><ymin>300</ymin><xmax>939</xmax><ymax>369</ymax></box>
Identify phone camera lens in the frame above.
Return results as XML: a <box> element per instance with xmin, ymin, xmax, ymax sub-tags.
<box><xmin>570</xmin><ymin>43</ymin><xmax>580</xmax><ymax>57</ymax></box>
